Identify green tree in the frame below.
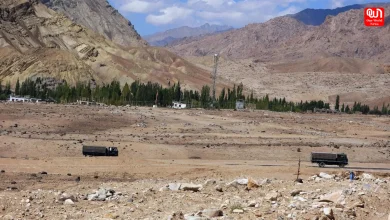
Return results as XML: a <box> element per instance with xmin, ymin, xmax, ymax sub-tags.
<box><xmin>335</xmin><ymin>95</ymin><xmax>340</xmax><ymax>111</ymax></box>
<box><xmin>345</xmin><ymin>105</ymin><xmax>350</xmax><ymax>114</ymax></box>
<box><xmin>15</xmin><ymin>79</ymin><xmax>20</xmax><ymax>95</ymax></box>
<box><xmin>121</xmin><ymin>83</ymin><xmax>131</xmax><ymax>103</ymax></box>
<box><xmin>341</xmin><ymin>103</ymin><xmax>345</xmax><ymax>112</ymax></box>
<box><xmin>200</xmin><ymin>85</ymin><xmax>210</xmax><ymax>108</ymax></box>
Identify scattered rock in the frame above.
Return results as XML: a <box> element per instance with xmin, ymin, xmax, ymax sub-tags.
<box><xmin>361</xmin><ymin>173</ymin><xmax>374</xmax><ymax>180</ymax></box>
<box><xmin>323</xmin><ymin>208</ymin><xmax>334</xmax><ymax>220</ymax></box>
<box><xmin>295</xmin><ymin>178</ymin><xmax>303</xmax><ymax>183</ymax></box>
<box><xmin>247</xmin><ymin>178</ymin><xmax>260</xmax><ymax>189</ymax></box>
<box><xmin>261</xmin><ymin>178</ymin><xmax>271</xmax><ymax>185</ymax></box>
<box><xmin>247</xmin><ymin>200</ymin><xmax>257</xmax><ymax>207</ymax></box>
<box><xmin>232</xmin><ymin>209</ymin><xmax>244</xmax><ymax>214</ymax></box>
<box><xmin>59</xmin><ymin>193</ymin><xmax>77</xmax><ymax>202</ymax></box>
<box><xmin>319</xmin><ymin>173</ymin><xmax>334</xmax><ymax>179</ymax></box>
<box><xmin>180</xmin><ymin>183</ymin><xmax>202</xmax><ymax>192</ymax></box>
<box><xmin>319</xmin><ymin>190</ymin><xmax>344</xmax><ymax>203</ymax></box>
<box><xmin>202</xmin><ymin>209</ymin><xmax>223</xmax><ymax>217</ymax></box>
<box><xmin>215</xmin><ymin>185</ymin><xmax>223</xmax><ymax>192</ymax></box>
<box><xmin>3</xmin><ymin>215</ymin><xmax>14</xmax><ymax>220</ymax></box>
<box><xmin>0</xmin><ymin>170</ymin><xmax>4</xmax><ymax>173</ymax></box>
<box><xmin>204</xmin><ymin>179</ymin><xmax>216</xmax><ymax>185</ymax></box>
<box><xmin>40</xmin><ymin>171</ymin><xmax>48</xmax><ymax>175</ymax></box>
<box><xmin>64</xmin><ymin>199</ymin><xmax>75</xmax><ymax>205</ymax></box>
<box><xmin>291</xmin><ymin>189</ymin><xmax>302</xmax><ymax>196</ymax></box>
<box><xmin>169</xmin><ymin>183</ymin><xmax>182</xmax><ymax>191</ymax></box>
<box><xmin>265</xmin><ymin>191</ymin><xmax>280</xmax><ymax>201</ymax></box>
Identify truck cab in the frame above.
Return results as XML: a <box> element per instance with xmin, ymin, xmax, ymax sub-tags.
<box><xmin>107</xmin><ymin>147</ymin><xmax>118</xmax><ymax>156</ymax></box>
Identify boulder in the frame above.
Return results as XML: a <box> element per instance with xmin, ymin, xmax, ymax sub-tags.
<box><xmin>87</xmin><ymin>193</ymin><xmax>98</xmax><ymax>201</ymax></box>
<box><xmin>215</xmin><ymin>185</ymin><xmax>223</xmax><ymax>192</ymax></box>
<box><xmin>204</xmin><ymin>179</ymin><xmax>216</xmax><ymax>186</ymax></box>
<box><xmin>227</xmin><ymin>178</ymin><xmax>248</xmax><ymax>187</ymax></box>
<box><xmin>261</xmin><ymin>178</ymin><xmax>271</xmax><ymax>185</ymax></box>
<box><xmin>247</xmin><ymin>178</ymin><xmax>259</xmax><ymax>189</ymax></box>
<box><xmin>319</xmin><ymin>190</ymin><xmax>344</xmax><ymax>203</ymax></box>
<box><xmin>361</xmin><ymin>173</ymin><xmax>374</xmax><ymax>180</ymax></box>
<box><xmin>64</xmin><ymin>199</ymin><xmax>74</xmax><ymax>205</ymax></box>
<box><xmin>247</xmin><ymin>200</ymin><xmax>257</xmax><ymax>207</ymax></box>
<box><xmin>180</xmin><ymin>183</ymin><xmax>202</xmax><ymax>192</ymax></box>
<box><xmin>59</xmin><ymin>193</ymin><xmax>77</xmax><ymax>202</ymax></box>
<box><xmin>98</xmin><ymin>188</ymin><xmax>107</xmax><ymax>196</ymax></box>
<box><xmin>232</xmin><ymin>209</ymin><xmax>244</xmax><ymax>214</ymax></box>
<box><xmin>291</xmin><ymin>189</ymin><xmax>303</xmax><ymax>196</ymax></box>
<box><xmin>265</xmin><ymin>191</ymin><xmax>279</xmax><ymax>201</ymax></box>
<box><xmin>168</xmin><ymin>183</ymin><xmax>182</xmax><ymax>191</ymax></box>
<box><xmin>202</xmin><ymin>209</ymin><xmax>223</xmax><ymax>217</ymax></box>
<box><xmin>319</xmin><ymin>173</ymin><xmax>334</xmax><ymax>179</ymax></box>
<box><xmin>323</xmin><ymin>208</ymin><xmax>334</xmax><ymax>220</ymax></box>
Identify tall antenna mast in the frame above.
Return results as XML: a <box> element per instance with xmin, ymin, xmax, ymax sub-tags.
<box><xmin>212</xmin><ymin>53</ymin><xmax>219</xmax><ymax>107</ymax></box>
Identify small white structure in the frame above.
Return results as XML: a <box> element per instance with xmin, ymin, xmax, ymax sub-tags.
<box><xmin>172</xmin><ymin>102</ymin><xmax>186</xmax><ymax>109</ymax></box>
<box><xmin>8</xmin><ymin>96</ymin><xmax>41</xmax><ymax>103</ymax></box>
<box><xmin>235</xmin><ymin>99</ymin><xmax>245</xmax><ymax>110</ymax></box>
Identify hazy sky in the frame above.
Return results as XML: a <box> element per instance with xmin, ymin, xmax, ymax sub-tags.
<box><xmin>108</xmin><ymin>0</ymin><xmax>389</xmax><ymax>36</ymax></box>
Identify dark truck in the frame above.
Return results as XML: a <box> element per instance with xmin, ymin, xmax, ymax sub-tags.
<box><xmin>82</xmin><ymin>146</ymin><xmax>118</xmax><ymax>157</ymax></box>
<box><xmin>311</xmin><ymin>152</ymin><xmax>348</xmax><ymax>168</ymax></box>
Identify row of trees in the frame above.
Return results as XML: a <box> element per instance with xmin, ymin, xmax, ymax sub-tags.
<box><xmin>335</xmin><ymin>95</ymin><xmax>390</xmax><ymax>115</ymax></box>
<box><xmin>2</xmin><ymin>78</ymin><xmax>390</xmax><ymax>115</ymax></box>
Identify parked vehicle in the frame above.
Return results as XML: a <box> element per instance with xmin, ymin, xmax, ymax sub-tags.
<box><xmin>82</xmin><ymin>146</ymin><xmax>118</xmax><ymax>157</ymax></box>
<box><xmin>311</xmin><ymin>152</ymin><xmax>348</xmax><ymax>168</ymax></box>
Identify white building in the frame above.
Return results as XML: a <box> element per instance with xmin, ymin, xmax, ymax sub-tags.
<box><xmin>172</xmin><ymin>102</ymin><xmax>187</xmax><ymax>109</ymax></box>
<box><xmin>8</xmin><ymin>96</ymin><xmax>41</xmax><ymax>103</ymax></box>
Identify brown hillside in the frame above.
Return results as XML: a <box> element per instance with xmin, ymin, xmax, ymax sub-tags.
<box><xmin>0</xmin><ymin>0</ymin><xmax>223</xmax><ymax>91</ymax></box>
<box><xmin>268</xmin><ymin>57</ymin><xmax>384</xmax><ymax>74</ymax></box>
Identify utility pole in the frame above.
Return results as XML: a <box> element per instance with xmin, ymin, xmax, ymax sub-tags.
<box><xmin>212</xmin><ymin>53</ymin><xmax>219</xmax><ymax>107</ymax></box>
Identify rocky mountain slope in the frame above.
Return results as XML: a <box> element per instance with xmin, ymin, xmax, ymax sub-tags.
<box><xmin>0</xmin><ymin>0</ymin><xmax>220</xmax><ymax>91</ymax></box>
<box><xmin>288</xmin><ymin>4</ymin><xmax>365</xmax><ymax>26</ymax></box>
<box><xmin>145</xmin><ymin>23</ymin><xmax>233</xmax><ymax>46</ymax></box>
<box><xmin>41</xmin><ymin>0</ymin><xmax>148</xmax><ymax>48</ymax></box>
<box><xmin>169</xmin><ymin>5</ymin><xmax>390</xmax><ymax>63</ymax></box>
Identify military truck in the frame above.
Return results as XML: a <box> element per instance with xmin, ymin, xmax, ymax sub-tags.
<box><xmin>311</xmin><ymin>152</ymin><xmax>348</xmax><ymax>168</ymax></box>
<box><xmin>82</xmin><ymin>146</ymin><xmax>118</xmax><ymax>157</ymax></box>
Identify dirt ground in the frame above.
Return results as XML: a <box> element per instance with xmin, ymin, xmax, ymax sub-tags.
<box><xmin>0</xmin><ymin>103</ymin><xmax>389</xmax><ymax>220</ymax></box>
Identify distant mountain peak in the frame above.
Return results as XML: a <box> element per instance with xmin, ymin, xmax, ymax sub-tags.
<box><xmin>145</xmin><ymin>24</ymin><xmax>234</xmax><ymax>46</ymax></box>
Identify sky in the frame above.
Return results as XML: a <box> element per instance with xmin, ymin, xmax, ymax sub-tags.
<box><xmin>108</xmin><ymin>0</ymin><xmax>390</xmax><ymax>36</ymax></box>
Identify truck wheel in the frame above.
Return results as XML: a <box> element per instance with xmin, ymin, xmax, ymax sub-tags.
<box><xmin>319</xmin><ymin>162</ymin><xmax>325</xmax><ymax>168</ymax></box>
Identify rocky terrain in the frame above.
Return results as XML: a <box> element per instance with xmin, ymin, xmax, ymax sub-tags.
<box><xmin>0</xmin><ymin>103</ymin><xmax>390</xmax><ymax>219</ymax></box>
<box><xmin>41</xmin><ymin>0</ymin><xmax>148</xmax><ymax>48</ymax></box>
<box><xmin>0</xmin><ymin>0</ymin><xmax>224</xmax><ymax>91</ymax></box>
<box><xmin>169</xmin><ymin>5</ymin><xmax>390</xmax><ymax>63</ymax></box>
<box><xmin>288</xmin><ymin>4</ymin><xmax>365</xmax><ymax>26</ymax></box>
<box><xmin>145</xmin><ymin>23</ymin><xmax>233</xmax><ymax>46</ymax></box>
<box><xmin>170</xmin><ymin>4</ymin><xmax>390</xmax><ymax>105</ymax></box>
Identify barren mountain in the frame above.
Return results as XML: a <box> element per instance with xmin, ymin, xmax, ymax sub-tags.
<box><xmin>288</xmin><ymin>4</ymin><xmax>365</xmax><ymax>26</ymax></box>
<box><xmin>41</xmin><ymin>0</ymin><xmax>148</xmax><ymax>48</ymax></box>
<box><xmin>169</xmin><ymin>6</ymin><xmax>390</xmax><ymax>63</ymax></box>
<box><xmin>0</xmin><ymin>0</ymin><xmax>221</xmax><ymax>91</ymax></box>
<box><xmin>145</xmin><ymin>23</ymin><xmax>233</xmax><ymax>46</ymax></box>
